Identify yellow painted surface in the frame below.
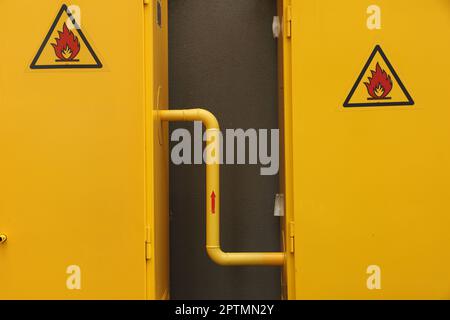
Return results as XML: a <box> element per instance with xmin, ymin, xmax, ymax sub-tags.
<box><xmin>0</xmin><ymin>0</ymin><xmax>168</xmax><ymax>299</ymax></box>
<box><xmin>280</xmin><ymin>0</ymin><xmax>450</xmax><ymax>299</ymax></box>
<box><xmin>146</xmin><ymin>0</ymin><xmax>170</xmax><ymax>300</ymax></box>
<box><xmin>277</xmin><ymin>0</ymin><xmax>295</xmax><ymax>300</ymax></box>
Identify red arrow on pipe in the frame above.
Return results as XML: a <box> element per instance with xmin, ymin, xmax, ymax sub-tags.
<box><xmin>211</xmin><ymin>191</ymin><xmax>216</xmax><ymax>214</ymax></box>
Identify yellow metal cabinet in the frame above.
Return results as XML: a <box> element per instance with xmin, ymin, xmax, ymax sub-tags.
<box><xmin>279</xmin><ymin>0</ymin><xmax>450</xmax><ymax>299</ymax></box>
<box><xmin>0</xmin><ymin>0</ymin><xmax>169</xmax><ymax>299</ymax></box>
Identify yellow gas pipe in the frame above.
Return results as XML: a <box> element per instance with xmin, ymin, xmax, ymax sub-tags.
<box><xmin>157</xmin><ymin>109</ymin><xmax>285</xmax><ymax>266</ymax></box>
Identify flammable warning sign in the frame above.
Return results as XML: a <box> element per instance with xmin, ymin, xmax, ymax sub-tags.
<box><xmin>344</xmin><ymin>45</ymin><xmax>413</xmax><ymax>107</ymax></box>
<box><xmin>30</xmin><ymin>4</ymin><xmax>102</xmax><ymax>69</ymax></box>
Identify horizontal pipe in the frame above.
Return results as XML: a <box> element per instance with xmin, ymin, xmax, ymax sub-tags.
<box><xmin>158</xmin><ymin>109</ymin><xmax>219</xmax><ymax>130</ymax></box>
<box><xmin>158</xmin><ymin>108</ymin><xmax>285</xmax><ymax>267</ymax></box>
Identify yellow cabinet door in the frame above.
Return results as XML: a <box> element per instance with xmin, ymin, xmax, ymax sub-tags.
<box><xmin>286</xmin><ymin>0</ymin><xmax>450</xmax><ymax>299</ymax></box>
<box><xmin>0</xmin><ymin>1</ymin><xmax>147</xmax><ymax>299</ymax></box>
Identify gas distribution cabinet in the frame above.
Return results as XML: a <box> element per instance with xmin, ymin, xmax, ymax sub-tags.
<box><xmin>0</xmin><ymin>1</ymin><xmax>169</xmax><ymax>299</ymax></box>
<box><xmin>278</xmin><ymin>0</ymin><xmax>450</xmax><ymax>299</ymax></box>
<box><xmin>1</xmin><ymin>0</ymin><xmax>449</xmax><ymax>301</ymax></box>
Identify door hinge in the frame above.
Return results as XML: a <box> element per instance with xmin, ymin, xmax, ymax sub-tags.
<box><xmin>286</xmin><ymin>5</ymin><xmax>292</xmax><ymax>38</ymax></box>
<box><xmin>145</xmin><ymin>226</ymin><xmax>152</xmax><ymax>260</ymax></box>
<box><xmin>289</xmin><ymin>221</ymin><xmax>295</xmax><ymax>253</ymax></box>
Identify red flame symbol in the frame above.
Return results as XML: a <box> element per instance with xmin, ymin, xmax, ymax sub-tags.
<box><xmin>364</xmin><ymin>63</ymin><xmax>393</xmax><ymax>100</ymax></box>
<box><xmin>51</xmin><ymin>23</ymin><xmax>80</xmax><ymax>61</ymax></box>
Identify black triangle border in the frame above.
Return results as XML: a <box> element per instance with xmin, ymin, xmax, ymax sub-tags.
<box><xmin>30</xmin><ymin>4</ymin><xmax>102</xmax><ymax>69</ymax></box>
<box><xmin>343</xmin><ymin>45</ymin><xmax>414</xmax><ymax>107</ymax></box>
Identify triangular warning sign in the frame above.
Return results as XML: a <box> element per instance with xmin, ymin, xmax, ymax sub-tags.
<box><xmin>344</xmin><ymin>45</ymin><xmax>413</xmax><ymax>107</ymax></box>
<box><xmin>30</xmin><ymin>4</ymin><xmax>102</xmax><ymax>69</ymax></box>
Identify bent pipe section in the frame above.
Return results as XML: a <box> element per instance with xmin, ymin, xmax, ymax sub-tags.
<box><xmin>157</xmin><ymin>109</ymin><xmax>285</xmax><ymax>266</ymax></box>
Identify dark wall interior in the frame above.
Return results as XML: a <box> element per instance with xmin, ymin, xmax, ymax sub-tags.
<box><xmin>168</xmin><ymin>0</ymin><xmax>280</xmax><ymax>300</ymax></box>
